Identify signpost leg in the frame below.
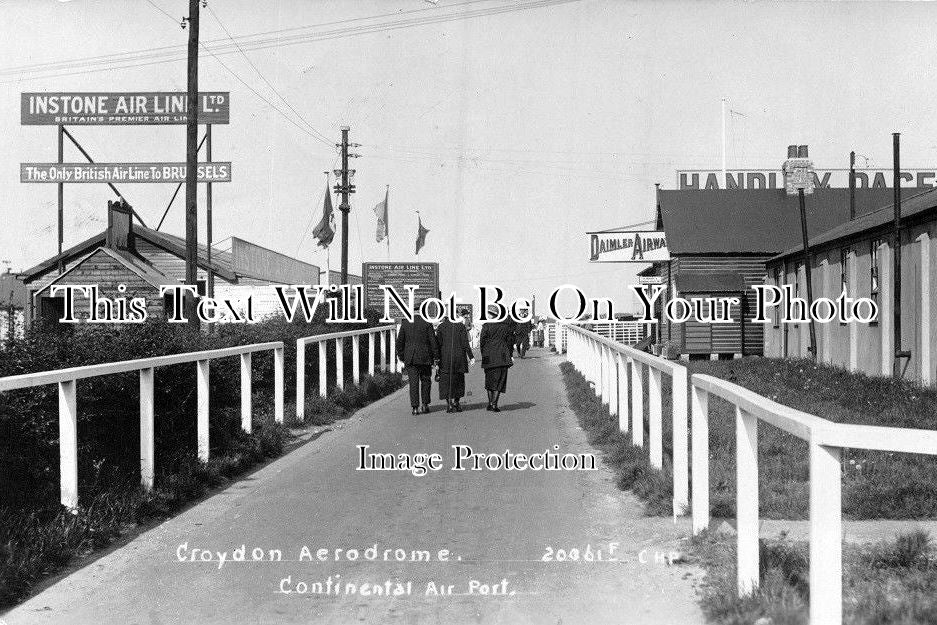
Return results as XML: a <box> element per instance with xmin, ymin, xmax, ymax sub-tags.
<box><xmin>57</xmin><ymin>124</ymin><xmax>64</xmax><ymax>274</ymax></box>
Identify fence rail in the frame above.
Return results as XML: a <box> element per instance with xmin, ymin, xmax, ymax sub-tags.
<box><xmin>295</xmin><ymin>324</ymin><xmax>398</xmax><ymax>420</ymax></box>
<box><xmin>564</xmin><ymin>324</ymin><xmax>689</xmax><ymax>514</ymax></box>
<box><xmin>564</xmin><ymin>323</ymin><xmax>937</xmax><ymax>623</ymax></box>
<box><xmin>690</xmin><ymin>372</ymin><xmax>937</xmax><ymax>624</ymax></box>
<box><xmin>0</xmin><ymin>341</ymin><xmax>285</xmax><ymax>510</ymax></box>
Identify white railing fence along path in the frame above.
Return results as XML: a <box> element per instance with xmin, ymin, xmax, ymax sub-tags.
<box><xmin>295</xmin><ymin>324</ymin><xmax>398</xmax><ymax>420</ymax></box>
<box><xmin>564</xmin><ymin>324</ymin><xmax>689</xmax><ymax>515</ymax></box>
<box><xmin>690</xmin><ymin>373</ymin><xmax>937</xmax><ymax>625</ymax></box>
<box><xmin>0</xmin><ymin>341</ymin><xmax>285</xmax><ymax>510</ymax></box>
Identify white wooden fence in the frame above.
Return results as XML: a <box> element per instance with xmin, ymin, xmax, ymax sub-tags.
<box><xmin>545</xmin><ymin>321</ymin><xmax>647</xmax><ymax>353</ymax></box>
<box><xmin>295</xmin><ymin>325</ymin><xmax>398</xmax><ymax>420</ymax></box>
<box><xmin>565</xmin><ymin>323</ymin><xmax>690</xmax><ymax>514</ymax></box>
<box><xmin>0</xmin><ymin>341</ymin><xmax>285</xmax><ymax>510</ymax></box>
<box><xmin>690</xmin><ymin>373</ymin><xmax>937</xmax><ymax>624</ymax></box>
<box><xmin>567</xmin><ymin>322</ymin><xmax>937</xmax><ymax>624</ymax></box>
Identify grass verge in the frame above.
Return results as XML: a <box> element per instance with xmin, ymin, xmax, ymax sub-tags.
<box><xmin>692</xmin><ymin>528</ymin><xmax>937</xmax><ymax>625</ymax></box>
<box><xmin>0</xmin><ymin>370</ymin><xmax>403</xmax><ymax>610</ymax></box>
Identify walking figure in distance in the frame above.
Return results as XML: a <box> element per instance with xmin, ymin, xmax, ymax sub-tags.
<box><xmin>436</xmin><ymin>313</ymin><xmax>474</xmax><ymax>413</ymax></box>
<box><xmin>396</xmin><ymin>313</ymin><xmax>439</xmax><ymax>414</ymax></box>
<box><xmin>479</xmin><ymin>308</ymin><xmax>516</xmax><ymax>412</ymax></box>
<box><xmin>514</xmin><ymin>318</ymin><xmax>533</xmax><ymax>358</ymax></box>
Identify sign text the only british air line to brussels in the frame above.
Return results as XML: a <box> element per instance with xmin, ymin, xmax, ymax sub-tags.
<box><xmin>21</xmin><ymin>92</ymin><xmax>229</xmax><ymax>125</ymax></box>
<box><xmin>21</xmin><ymin>163</ymin><xmax>232</xmax><ymax>184</ymax></box>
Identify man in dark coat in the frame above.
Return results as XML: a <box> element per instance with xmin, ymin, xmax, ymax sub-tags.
<box><xmin>436</xmin><ymin>316</ymin><xmax>474</xmax><ymax>413</ymax></box>
<box><xmin>479</xmin><ymin>314</ymin><xmax>515</xmax><ymax>412</ymax></box>
<box><xmin>514</xmin><ymin>320</ymin><xmax>533</xmax><ymax>358</ymax></box>
<box><xmin>396</xmin><ymin>314</ymin><xmax>439</xmax><ymax>414</ymax></box>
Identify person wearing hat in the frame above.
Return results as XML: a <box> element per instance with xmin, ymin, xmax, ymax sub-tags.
<box><xmin>396</xmin><ymin>313</ymin><xmax>439</xmax><ymax>414</ymax></box>
<box><xmin>479</xmin><ymin>308</ymin><xmax>516</xmax><ymax>412</ymax></box>
<box><xmin>514</xmin><ymin>318</ymin><xmax>533</xmax><ymax>358</ymax></box>
<box><xmin>436</xmin><ymin>313</ymin><xmax>474</xmax><ymax>413</ymax></box>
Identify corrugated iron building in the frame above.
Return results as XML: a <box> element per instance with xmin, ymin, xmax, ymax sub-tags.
<box><xmin>653</xmin><ymin>188</ymin><xmax>892</xmax><ymax>358</ymax></box>
<box><xmin>765</xmin><ymin>187</ymin><xmax>937</xmax><ymax>385</ymax></box>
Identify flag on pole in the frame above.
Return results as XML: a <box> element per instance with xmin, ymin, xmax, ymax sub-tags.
<box><xmin>374</xmin><ymin>187</ymin><xmax>389</xmax><ymax>243</ymax></box>
<box><xmin>415</xmin><ymin>214</ymin><xmax>429</xmax><ymax>255</ymax></box>
<box><xmin>312</xmin><ymin>181</ymin><xmax>335</xmax><ymax>248</ymax></box>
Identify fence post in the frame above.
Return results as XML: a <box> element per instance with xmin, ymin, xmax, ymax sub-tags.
<box><xmin>296</xmin><ymin>339</ymin><xmax>305</xmax><ymax>420</ymax></box>
<box><xmin>240</xmin><ymin>352</ymin><xmax>252</xmax><ymax>433</ymax></box>
<box><xmin>336</xmin><ymin>338</ymin><xmax>345</xmax><ymax>390</ymax></box>
<box><xmin>649</xmin><ymin>368</ymin><xmax>663</xmax><ymax>469</ymax></box>
<box><xmin>368</xmin><ymin>332</ymin><xmax>376</xmax><ymax>377</ymax></box>
<box><xmin>380</xmin><ymin>331</ymin><xmax>387</xmax><ymax>372</ymax></box>
<box><xmin>596</xmin><ymin>342</ymin><xmax>605</xmax><ymax>400</ymax></box>
<box><xmin>631</xmin><ymin>359</ymin><xmax>644</xmax><ymax>447</ymax></box>
<box><xmin>197</xmin><ymin>359</ymin><xmax>210</xmax><ymax>462</ymax></box>
<box><xmin>617</xmin><ymin>353</ymin><xmax>629</xmax><ymax>432</ymax></box>
<box><xmin>691</xmin><ymin>384</ymin><xmax>710</xmax><ymax>534</ymax></box>
<box><xmin>352</xmin><ymin>334</ymin><xmax>361</xmax><ymax>385</ymax></box>
<box><xmin>736</xmin><ymin>406</ymin><xmax>759</xmax><ymax>596</ymax></box>
<box><xmin>318</xmin><ymin>341</ymin><xmax>327</xmax><ymax>398</ymax></box>
<box><xmin>608</xmin><ymin>347</ymin><xmax>618</xmax><ymax>419</ymax></box>
<box><xmin>390</xmin><ymin>327</ymin><xmax>398</xmax><ymax>373</ymax></box>
<box><xmin>58</xmin><ymin>379</ymin><xmax>78</xmax><ymax>510</ymax></box>
<box><xmin>672</xmin><ymin>366</ymin><xmax>689</xmax><ymax>515</ymax></box>
<box><xmin>140</xmin><ymin>367</ymin><xmax>155</xmax><ymax>492</ymax></box>
<box><xmin>274</xmin><ymin>346</ymin><xmax>284</xmax><ymax>423</ymax></box>
<box><xmin>809</xmin><ymin>442</ymin><xmax>843</xmax><ymax>625</ymax></box>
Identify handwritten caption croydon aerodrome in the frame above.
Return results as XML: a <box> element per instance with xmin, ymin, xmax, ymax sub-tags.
<box><xmin>174</xmin><ymin>541</ymin><xmax>681</xmax><ymax>598</ymax></box>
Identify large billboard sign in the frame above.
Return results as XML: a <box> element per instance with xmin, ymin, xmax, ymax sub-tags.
<box><xmin>677</xmin><ymin>168</ymin><xmax>937</xmax><ymax>190</ymax></box>
<box><xmin>362</xmin><ymin>262</ymin><xmax>440</xmax><ymax>313</ymax></box>
<box><xmin>20</xmin><ymin>162</ymin><xmax>231</xmax><ymax>183</ymax></box>
<box><xmin>588</xmin><ymin>231</ymin><xmax>669</xmax><ymax>263</ymax></box>
<box><xmin>21</xmin><ymin>92</ymin><xmax>230</xmax><ymax>125</ymax></box>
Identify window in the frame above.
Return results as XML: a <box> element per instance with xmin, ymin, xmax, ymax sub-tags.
<box><xmin>794</xmin><ymin>261</ymin><xmax>803</xmax><ymax>298</ymax></box>
<box><xmin>840</xmin><ymin>247</ymin><xmax>850</xmax><ymax>293</ymax></box>
<box><xmin>869</xmin><ymin>238</ymin><xmax>882</xmax><ymax>326</ymax></box>
<box><xmin>773</xmin><ymin>267</ymin><xmax>781</xmax><ymax>328</ymax></box>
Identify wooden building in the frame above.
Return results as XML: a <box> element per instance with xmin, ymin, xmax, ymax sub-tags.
<box><xmin>21</xmin><ymin>201</ymin><xmax>320</xmax><ymax>324</ymax></box>
<box><xmin>652</xmin><ymin>188</ymin><xmax>892</xmax><ymax>358</ymax></box>
<box><xmin>765</xmin><ymin>187</ymin><xmax>937</xmax><ymax>385</ymax></box>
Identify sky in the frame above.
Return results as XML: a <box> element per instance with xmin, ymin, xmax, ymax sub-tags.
<box><xmin>3</xmin><ymin>0</ymin><xmax>937</xmax><ymax>317</ymax></box>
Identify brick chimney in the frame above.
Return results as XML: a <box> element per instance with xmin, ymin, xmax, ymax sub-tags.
<box><xmin>106</xmin><ymin>200</ymin><xmax>134</xmax><ymax>252</ymax></box>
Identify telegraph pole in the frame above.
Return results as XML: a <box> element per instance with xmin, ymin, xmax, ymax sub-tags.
<box><xmin>184</xmin><ymin>0</ymin><xmax>200</xmax><ymax>328</ymax></box>
<box><xmin>333</xmin><ymin>126</ymin><xmax>358</xmax><ymax>284</ymax></box>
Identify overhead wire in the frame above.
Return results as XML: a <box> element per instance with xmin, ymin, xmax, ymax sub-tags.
<box><xmin>0</xmin><ymin>0</ymin><xmax>576</xmax><ymax>82</ymax></box>
<box><xmin>204</xmin><ymin>2</ymin><xmax>334</xmax><ymax>145</ymax></box>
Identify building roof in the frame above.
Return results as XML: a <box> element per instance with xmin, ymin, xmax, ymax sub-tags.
<box><xmin>32</xmin><ymin>247</ymin><xmax>173</xmax><ymax>297</ymax></box>
<box><xmin>21</xmin><ymin>225</ymin><xmax>237</xmax><ymax>283</ymax></box>
<box><xmin>770</xmin><ymin>186</ymin><xmax>937</xmax><ymax>262</ymax></box>
<box><xmin>675</xmin><ymin>273</ymin><xmax>745</xmax><ymax>293</ymax></box>
<box><xmin>659</xmin><ymin>188</ymin><xmax>894</xmax><ymax>255</ymax></box>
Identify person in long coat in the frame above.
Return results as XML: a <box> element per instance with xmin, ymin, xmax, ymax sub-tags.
<box><xmin>479</xmin><ymin>314</ymin><xmax>516</xmax><ymax>412</ymax></box>
<box><xmin>396</xmin><ymin>314</ymin><xmax>439</xmax><ymax>414</ymax></box>
<box><xmin>436</xmin><ymin>315</ymin><xmax>474</xmax><ymax>413</ymax></box>
<box><xmin>514</xmin><ymin>320</ymin><xmax>533</xmax><ymax>358</ymax></box>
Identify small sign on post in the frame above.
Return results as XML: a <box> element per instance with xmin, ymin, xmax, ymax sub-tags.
<box><xmin>782</xmin><ymin>144</ymin><xmax>815</xmax><ymax>196</ymax></box>
<box><xmin>784</xmin><ymin>144</ymin><xmax>818</xmax><ymax>359</ymax></box>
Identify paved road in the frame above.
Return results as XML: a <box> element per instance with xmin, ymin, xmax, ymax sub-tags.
<box><xmin>3</xmin><ymin>348</ymin><xmax>704</xmax><ymax>625</ymax></box>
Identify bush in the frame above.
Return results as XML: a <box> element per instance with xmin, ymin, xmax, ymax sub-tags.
<box><xmin>0</xmin><ymin>314</ymin><xmax>401</xmax><ymax>609</ymax></box>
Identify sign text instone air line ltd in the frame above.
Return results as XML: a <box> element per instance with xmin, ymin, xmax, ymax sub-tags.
<box><xmin>21</xmin><ymin>92</ymin><xmax>230</xmax><ymax>125</ymax></box>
